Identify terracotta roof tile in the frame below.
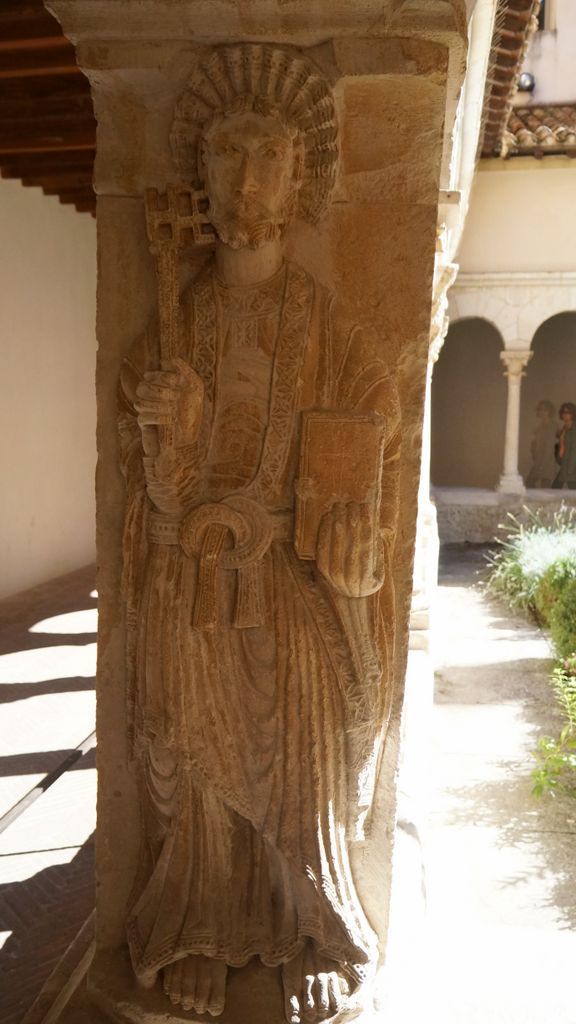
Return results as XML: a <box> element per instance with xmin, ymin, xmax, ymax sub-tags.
<box><xmin>503</xmin><ymin>104</ymin><xmax>576</xmax><ymax>156</ymax></box>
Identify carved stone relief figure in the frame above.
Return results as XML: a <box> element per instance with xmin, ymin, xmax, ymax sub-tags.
<box><xmin>118</xmin><ymin>44</ymin><xmax>400</xmax><ymax>1023</ymax></box>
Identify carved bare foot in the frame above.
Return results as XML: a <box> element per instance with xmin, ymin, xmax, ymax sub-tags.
<box><xmin>137</xmin><ymin>967</ymin><xmax>158</xmax><ymax>990</ymax></box>
<box><xmin>282</xmin><ymin>943</ymin><xmax>351</xmax><ymax>1023</ymax></box>
<box><xmin>163</xmin><ymin>955</ymin><xmax>228</xmax><ymax>1016</ymax></box>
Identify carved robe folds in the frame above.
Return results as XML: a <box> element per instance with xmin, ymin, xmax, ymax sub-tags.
<box><xmin>119</xmin><ymin>259</ymin><xmax>400</xmax><ymax>985</ymax></box>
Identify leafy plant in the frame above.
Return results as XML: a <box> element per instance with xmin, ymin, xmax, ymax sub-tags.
<box><xmin>485</xmin><ymin>507</ymin><xmax>576</xmax><ymax>617</ymax></box>
<box><xmin>532</xmin><ymin>729</ymin><xmax>576</xmax><ymax>798</ymax></box>
<box><xmin>484</xmin><ymin>506</ymin><xmax>576</xmax><ymax>798</ymax></box>
<box><xmin>548</xmin><ymin>573</ymin><xmax>576</xmax><ymax>661</ymax></box>
<box><xmin>533</xmin><ymin>662</ymin><xmax>576</xmax><ymax>796</ymax></box>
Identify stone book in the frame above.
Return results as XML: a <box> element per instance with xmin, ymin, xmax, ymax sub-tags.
<box><xmin>295</xmin><ymin>409</ymin><xmax>386</xmax><ymax>559</ymax></box>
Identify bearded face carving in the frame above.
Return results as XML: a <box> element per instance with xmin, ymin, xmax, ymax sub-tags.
<box><xmin>200</xmin><ymin>104</ymin><xmax>304</xmax><ymax>249</ymax></box>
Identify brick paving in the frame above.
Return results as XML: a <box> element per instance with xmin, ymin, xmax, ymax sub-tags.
<box><xmin>0</xmin><ymin>568</ymin><xmax>96</xmax><ymax>1024</ymax></box>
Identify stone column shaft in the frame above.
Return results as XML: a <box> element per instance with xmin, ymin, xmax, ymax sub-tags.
<box><xmin>498</xmin><ymin>349</ymin><xmax>532</xmax><ymax>494</ymax></box>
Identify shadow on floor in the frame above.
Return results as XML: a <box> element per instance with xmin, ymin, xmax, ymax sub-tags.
<box><xmin>0</xmin><ymin>675</ymin><xmax>95</xmax><ymax>705</ymax></box>
<box><xmin>0</xmin><ymin>566</ymin><xmax>97</xmax><ymax>658</ymax></box>
<box><xmin>439</xmin><ymin>542</ymin><xmax>495</xmax><ymax>586</ymax></box>
<box><xmin>0</xmin><ymin>747</ymin><xmax>96</xmax><ymax>779</ymax></box>
<box><xmin>0</xmin><ymin>833</ymin><xmax>95</xmax><ymax>1024</ymax></box>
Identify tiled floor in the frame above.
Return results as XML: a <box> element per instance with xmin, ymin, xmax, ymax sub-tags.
<box><xmin>0</xmin><ymin>567</ymin><xmax>96</xmax><ymax>1024</ymax></box>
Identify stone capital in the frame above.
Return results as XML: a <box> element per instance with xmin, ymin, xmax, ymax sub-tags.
<box><xmin>500</xmin><ymin>349</ymin><xmax>532</xmax><ymax>378</ymax></box>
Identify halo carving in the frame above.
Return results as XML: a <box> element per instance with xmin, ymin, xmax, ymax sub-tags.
<box><xmin>170</xmin><ymin>43</ymin><xmax>339</xmax><ymax>224</ymax></box>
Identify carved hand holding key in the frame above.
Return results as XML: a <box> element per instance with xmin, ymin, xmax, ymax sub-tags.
<box><xmin>120</xmin><ymin>43</ymin><xmax>401</xmax><ymax>1024</ymax></box>
<box><xmin>131</xmin><ymin>359</ymin><xmax>204</xmax><ymax>515</ymax></box>
<box><xmin>134</xmin><ymin>358</ymin><xmax>204</xmax><ymax>456</ymax></box>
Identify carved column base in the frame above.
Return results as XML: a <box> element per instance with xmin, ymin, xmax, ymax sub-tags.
<box><xmin>497</xmin><ymin>472</ymin><xmax>526</xmax><ymax>495</ymax></box>
<box><xmin>87</xmin><ymin>951</ymin><xmax>372</xmax><ymax>1024</ymax></box>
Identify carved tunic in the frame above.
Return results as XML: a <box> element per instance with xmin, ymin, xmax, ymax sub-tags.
<box><xmin>119</xmin><ymin>260</ymin><xmax>401</xmax><ymax>983</ymax></box>
<box><xmin>208</xmin><ymin>272</ymin><xmax>280</xmax><ymax>493</ymax></box>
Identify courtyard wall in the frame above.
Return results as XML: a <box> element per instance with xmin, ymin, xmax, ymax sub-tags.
<box><xmin>0</xmin><ymin>179</ymin><xmax>96</xmax><ymax>599</ymax></box>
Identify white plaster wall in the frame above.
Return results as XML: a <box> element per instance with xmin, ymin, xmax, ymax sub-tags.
<box><xmin>458</xmin><ymin>160</ymin><xmax>576</xmax><ymax>275</ymax></box>
<box><xmin>518</xmin><ymin>0</ymin><xmax>576</xmax><ymax>105</ymax></box>
<box><xmin>0</xmin><ymin>179</ymin><xmax>96</xmax><ymax>599</ymax></box>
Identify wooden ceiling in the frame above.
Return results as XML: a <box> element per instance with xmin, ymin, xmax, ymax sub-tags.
<box><xmin>0</xmin><ymin>0</ymin><xmax>96</xmax><ymax>214</ymax></box>
<box><xmin>0</xmin><ymin>0</ymin><xmax>543</xmax><ymax>211</ymax></box>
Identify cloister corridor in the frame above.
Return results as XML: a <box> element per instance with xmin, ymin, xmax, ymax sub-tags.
<box><xmin>390</xmin><ymin>544</ymin><xmax>576</xmax><ymax>1024</ymax></box>
<box><xmin>1</xmin><ymin>546</ymin><xmax>576</xmax><ymax>1023</ymax></box>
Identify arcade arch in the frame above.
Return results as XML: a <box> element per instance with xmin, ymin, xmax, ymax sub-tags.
<box><xmin>520</xmin><ymin>312</ymin><xmax>576</xmax><ymax>485</ymax></box>
<box><xmin>441</xmin><ymin>273</ymin><xmax>576</xmax><ymax>493</ymax></box>
<box><xmin>431</xmin><ymin>317</ymin><xmax>506</xmax><ymax>488</ymax></box>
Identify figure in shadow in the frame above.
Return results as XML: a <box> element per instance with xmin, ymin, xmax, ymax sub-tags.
<box><xmin>526</xmin><ymin>400</ymin><xmax>557</xmax><ymax>488</ymax></box>
<box><xmin>553</xmin><ymin>402</ymin><xmax>576</xmax><ymax>490</ymax></box>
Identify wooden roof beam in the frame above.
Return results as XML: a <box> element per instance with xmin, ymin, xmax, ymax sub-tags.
<box><xmin>73</xmin><ymin>202</ymin><xmax>96</xmax><ymax>214</ymax></box>
<box><xmin>504</xmin><ymin>7</ymin><xmax>535</xmax><ymax>25</ymax></box>
<box><xmin>0</xmin><ymin>45</ymin><xmax>78</xmax><ymax>80</ymax></box>
<box><xmin>0</xmin><ymin>127</ymin><xmax>95</xmax><ymax>156</ymax></box>
<box><xmin>0</xmin><ymin>1</ymin><xmax>55</xmax><ymax>15</ymax></box>
<box><xmin>22</xmin><ymin>170</ymin><xmax>93</xmax><ymax>189</ymax></box>
<box><xmin>57</xmin><ymin>189</ymin><xmax>95</xmax><ymax>204</ymax></box>
<box><xmin>0</xmin><ymin>35</ymin><xmax>73</xmax><ymax>53</ymax></box>
<box><xmin>0</xmin><ymin>71</ymin><xmax>89</xmax><ymax>98</ymax></box>
<box><xmin>0</xmin><ymin>152</ymin><xmax>95</xmax><ymax>177</ymax></box>
<box><xmin>0</xmin><ymin>16</ymin><xmax>64</xmax><ymax>47</ymax></box>
<box><xmin>493</xmin><ymin>44</ymin><xmax>524</xmax><ymax>60</ymax></box>
<box><xmin>0</xmin><ymin>93</ymin><xmax>94</xmax><ymax>119</ymax></box>
<box><xmin>2</xmin><ymin>113</ymin><xmax>96</xmax><ymax>136</ymax></box>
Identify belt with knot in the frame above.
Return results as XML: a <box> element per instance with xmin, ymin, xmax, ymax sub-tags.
<box><xmin>148</xmin><ymin>495</ymin><xmax>293</xmax><ymax>630</ymax></box>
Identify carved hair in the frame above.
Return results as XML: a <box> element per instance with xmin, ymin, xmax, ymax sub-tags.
<box><xmin>171</xmin><ymin>44</ymin><xmax>339</xmax><ymax>224</ymax></box>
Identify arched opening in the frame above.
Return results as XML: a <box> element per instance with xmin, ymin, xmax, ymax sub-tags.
<box><xmin>520</xmin><ymin>312</ymin><xmax>576</xmax><ymax>486</ymax></box>
<box><xmin>431</xmin><ymin>318</ymin><xmax>507</xmax><ymax>488</ymax></box>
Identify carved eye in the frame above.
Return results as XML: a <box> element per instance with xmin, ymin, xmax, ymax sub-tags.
<box><xmin>261</xmin><ymin>145</ymin><xmax>283</xmax><ymax>160</ymax></box>
<box><xmin>216</xmin><ymin>142</ymin><xmax>241</xmax><ymax>157</ymax></box>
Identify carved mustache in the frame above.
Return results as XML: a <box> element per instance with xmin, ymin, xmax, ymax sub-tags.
<box><xmin>209</xmin><ymin>195</ymin><xmax>274</xmax><ymax>222</ymax></box>
<box><xmin>230</xmin><ymin>196</ymin><xmax>272</xmax><ymax>219</ymax></box>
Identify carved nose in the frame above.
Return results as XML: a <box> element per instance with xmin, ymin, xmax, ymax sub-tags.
<box><xmin>236</xmin><ymin>157</ymin><xmax>259</xmax><ymax>196</ymax></box>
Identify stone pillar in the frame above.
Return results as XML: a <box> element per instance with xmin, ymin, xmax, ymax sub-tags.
<box><xmin>386</xmin><ymin>256</ymin><xmax>457</xmax><ymax>1021</ymax></box>
<box><xmin>410</xmin><ymin>259</ymin><xmax>458</xmax><ymax>651</ymax></box>
<box><xmin>498</xmin><ymin>349</ymin><xmax>532</xmax><ymax>494</ymax></box>
<box><xmin>43</xmin><ymin>4</ymin><xmax>466</xmax><ymax>1023</ymax></box>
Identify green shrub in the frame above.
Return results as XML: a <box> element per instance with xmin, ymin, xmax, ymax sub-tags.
<box><xmin>548</xmin><ymin>572</ymin><xmax>576</xmax><ymax>661</ymax></box>
<box><xmin>551</xmin><ymin>657</ymin><xmax>576</xmax><ymax>728</ymax></box>
<box><xmin>533</xmin><ymin>557</ymin><xmax>576</xmax><ymax>628</ymax></box>
<box><xmin>484</xmin><ymin>507</ymin><xmax>576</xmax><ymax>798</ymax></box>
<box><xmin>532</xmin><ymin>730</ymin><xmax>576</xmax><ymax>798</ymax></box>
<box><xmin>533</xmin><ymin>660</ymin><xmax>576</xmax><ymax>797</ymax></box>
<box><xmin>485</xmin><ymin>507</ymin><xmax>576</xmax><ymax>616</ymax></box>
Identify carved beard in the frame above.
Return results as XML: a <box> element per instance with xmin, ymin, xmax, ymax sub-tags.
<box><xmin>208</xmin><ymin>191</ymin><xmax>297</xmax><ymax>250</ymax></box>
